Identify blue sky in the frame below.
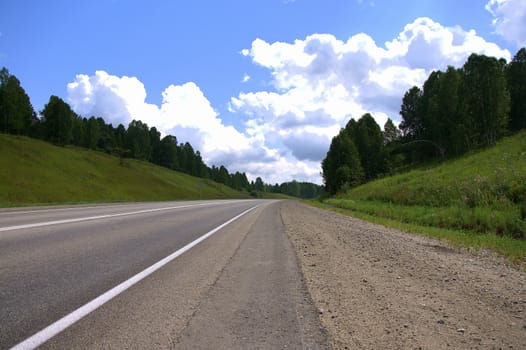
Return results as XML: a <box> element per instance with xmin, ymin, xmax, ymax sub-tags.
<box><xmin>1</xmin><ymin>0</ymin><xmax>525</xmax><ymax>184</ymax></box>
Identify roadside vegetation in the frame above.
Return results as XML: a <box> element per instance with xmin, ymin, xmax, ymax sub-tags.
<box><xmin>318</xmin><ymin>49</ymin><xmax>526</xmax><ymax>264</ymax></box>
<box><xmin>0</xmin><ymin>134</ymin><xmax>249</xmax><ymax>206</ymax></box>
<box><xmin>0</xmin><ymin>67</ymin><xmax>323</xmax><ymax>204</ymax></box>
<box><xmin>318</xmin><ymin>127</ymin><xmax>526</xmax><ymax>264</ymax></box>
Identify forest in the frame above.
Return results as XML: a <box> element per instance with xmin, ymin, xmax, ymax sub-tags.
<box><xmin>322</xmin><ymin>48</ymin><xmax>526</xmax><ymax>195</ymax></box>
<box><xmin>0</xmin><ymin>68</ymin><xmax>323</xmax><ymax>198</ymax></box>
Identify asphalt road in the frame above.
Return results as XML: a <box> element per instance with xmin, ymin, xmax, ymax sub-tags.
<box><xmin>0</xmin><ymin>200</ymin><xmax>327</xmax><ymax>349</ymax></box>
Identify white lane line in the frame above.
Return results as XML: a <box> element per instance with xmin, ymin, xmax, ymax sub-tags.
<box><xmin>9</xmin><ymin>204</ymin><xmax>260</xmax><ymax>350</ymax></box>
<box><xmin>0</xmin><ymin>201</ymin><xmax>237</xmax><ymax>216</ymax></box>
<box><xmin>0</xmin><ymin>201</ymin><xmax>249</xmax><ymax>232</ymax></box>
<box><xmin>0</xmin><ymin>204</ymin><xmax>143</xmax><ymax>216</ymax></box>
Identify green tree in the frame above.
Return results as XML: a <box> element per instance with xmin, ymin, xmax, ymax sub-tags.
<box><xmin>254</xmin><ymin>177</ymin><xmax>265</xmax><ymax>192</ymax></box>
<box><xmin>0</xmin><ymin>67</ymin><xmax>37</xmax><ymax>135</ymax></box>
<box><xmin>322</xmin><ymin>132</ymin><xmax>364</xmax><ymax>194</ymax></box>
<box><xmin>399</xmin><ymin>86</ymin><xmax>423</xmax><ymax>138</ymax></box>
<box><xmin>159</xmin><ymin>135</ymin><xmax>179</xmax><ymax>170</ymax></box>
<box><xmin>179</xmin><ymin>142</ymin><xmax>197</xmax><ymax>175</ymax></box>
<box><xmin>437</xmin><ymin>66</ymin><xmax>466</xmax><ymax>155</ymax></box>
<box><xmin>345</xmin><ymin>114</ymin><xmax>387</xmax><ymax>180</ymax></box>
<box><xmin>507</xmin><ymin>48</ymin><xmax>526</xmax><ymax>131</ymax></box>
<box><xmin>462</xmin><ymin>53</ymin><xmax>510</xmax><ymax>147</ymax></box>
<box><xmin>114</xmin><ymin>124</ymin><xmax>126</xmax><ymax>149</ymax></box>
<box><xmin>231</xmin><ymin>171</ymin><xmax>249</xmax><ymax>191</ymax></box>
<box><xmin>71</xmin><ymin>116</ymin><xmax>86</xmax><ymax>147</ymax></box>
<box><xmin>383</xmin><ymin>118</ymin><xmax>401</xmax><ymax>145</ymax></box>
<box><xmin>194</xmin><ymin>150</ymin><xmax>208</xmax><ymax>178</ymax></box>
<box><xmin>125</xmin><ymin>120</ymin><xmax>151</xmax><ymax>160</ymax></box>
<box><xmin>96</xmin><ymin>117</ymin><xmax>116</xmax><ymax>151</ymax></box>
<box><xmin>149</xmin><ymin>127</ymin><xmax>161</xmax><ymax>164</ymax></box>
<box><xmin>41</xmin><ymin>95</ymin><xmax>75</xmax><ymax>145</ymax></box>
<box><xmin>217</xmin><ymin>165</ymin><xmax>230</xmax><ymax>185</ymax></box>
<box><xmin>86</xmin><ymin>116</ymin><xmax>100</xmax><ymax>149</ymax></box>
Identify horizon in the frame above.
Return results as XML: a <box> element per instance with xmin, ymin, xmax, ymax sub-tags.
<box><xmin>1</xmin><ymin>0</ymin><xmax>524</xmax><ymax>184</ymax></box>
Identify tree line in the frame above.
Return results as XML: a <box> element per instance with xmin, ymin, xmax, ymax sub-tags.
<box><xmin>322</xmin><ymin>48</ymin><xmax>526</xmax><ymax>195</ymax></box>
<box><xmin>0</xmin><ymin>67</ymin><xmax>323</xmax><ymax>198</ymax></box>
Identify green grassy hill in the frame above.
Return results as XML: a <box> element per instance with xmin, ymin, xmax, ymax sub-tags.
<box><xmin>322</xmin><ymin>131</ymin><xmax>526</xmax><ymax>263</ymax></box>
<box><xmin>0</xmin><ymin>135</ymin><xmax>249</xmax><ymax>206</ymax></box>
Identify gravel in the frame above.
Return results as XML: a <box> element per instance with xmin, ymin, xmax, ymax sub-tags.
<box><xmin>282</xmin><ymin>201</ymin><xmax>526</xmax><ymax>350</ymax></box>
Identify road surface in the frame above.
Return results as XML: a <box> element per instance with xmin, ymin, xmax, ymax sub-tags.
<box><xmin>0</xmin><ymin>200</ymin><xmax>328</xmax><ymax>349</ymax></box>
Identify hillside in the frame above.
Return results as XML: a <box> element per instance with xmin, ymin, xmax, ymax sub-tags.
<box><xmin>0</xmin><ymin>135</ymin><xmax>248</xmax><ymax>207</ymax></box>
<box><xmin>322</xmin><ymin>131</ymin><xmax>526</xmax><ymax>261</ymax></box>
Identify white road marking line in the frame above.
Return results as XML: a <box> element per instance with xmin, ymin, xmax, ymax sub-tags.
<box><xmin>0</xmin><ymin>204</ymin><xmax>124</xmax><ymax>216</ymax></box>
<box><xmin>9</xmin><ymin>204</ymin><xmax>260</xmax><ymax>350</ymax></box>
<box><xmin>0</xmin><ymin>201</ymin><xmax>249</xmax><ymax>232</ymax></box>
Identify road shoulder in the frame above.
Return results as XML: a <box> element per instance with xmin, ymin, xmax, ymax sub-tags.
<box><xmin>282</xmin><ymin>201</ymin><xmax>526</xmax><ymax>349</ymax></box>
<box><xmin>173</xmin><ymin>200</ymin><xmax>328</xmax><ymax>349</ymax></box>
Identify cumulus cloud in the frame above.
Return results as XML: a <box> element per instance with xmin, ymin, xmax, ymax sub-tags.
<box><xmin>67</xmin><ymin>17</ymin><xmax>511</xmax><ymax>185</ymax></box>
<box><xmin>486</xmin><ymin>0</ymin><xmax>526</xmax><ymax>47</ymax></box>
<box><xmin>230</xmin><ymin>17</ymin><xmax>510</xmax><ymax>183</ymax></box>
<box><xmin>67</xmin><ymin>71</ymin><xmax>157</xmax><ymax>127</ymax></box>
<box><xmin>67</xmin><ymin>71</ymin><xmax>272</xmax><ymax>170</ymax></box>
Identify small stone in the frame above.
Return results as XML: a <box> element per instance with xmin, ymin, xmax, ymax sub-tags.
<box><xmin>437</xmin><ymin>319</ymin><xmax>445</xmax><ymax>325</ymax></box>
<box><xmin>457</xmin><ymin>328</ymin><xmax>465</xmax><ymax>333</ymax></box>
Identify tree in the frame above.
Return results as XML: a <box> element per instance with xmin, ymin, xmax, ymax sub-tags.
<box><xmin>437</xmin><ymin>66</ymin><xmax>466</xmax><ymax>155</ymax></box>
<box><xmin>0</xmin><ymin>67</ymin><xmax>37</xmax><ymax>135</ymax></box>
<box><xmin>71</xmin><ymin>116</ymin><xmax>86</xmax><ymax>147</ymax></box>
<box><xmin>507</xmin><ymin>48</ymin><xmax>526</xmax><ymax>131</ymax></box>
<box><xmin>254</xmin><ymin>177</ymin><xmax>265</xmax><ymax>192</ymax></box>
<box><xmin>86</xmin><ymin>116</ymin><xmax>100</xmax><ymax>149</ymax></box>
<box><xmin>462</xmin><ymin>53</ymin><xmax>510</xmax><ymax>147</ymax></box>
<box><xmin>322</xmin><ymin>132</ymin><xmax>364</xmax><ymax>194</ymax></box>
<box><xmin>399</xmin><ymin>86</ymin><xmax>423</xmax><ymax>138</ymax></box>
<box><xmin>96</xmin><ymin>117</ymin><xmax>116</xmax><ymax>150</ymax></box>
<box><xmin>180</xmin><ymin>142</ymin><xmax>197</xmax><ymax>175</ymax></box>
<box><xmin>231</xmin><ymin>171</ymin><xmax>249</xmax><ymax>191</ymax></box>
<box><xmin>217</xmin><ymin>166</ymin><xmax>230</xmax><ymax>185</ymax></box>
<box><xmin>347</xmin><ymin>114</ymin><xmax>386</xmax><ymax>180</ymax></box>
<box><xmin>159</xmin><ymin>135</ymin><xmax>179</xmax><ymax>169</ymax></box>
<box><xmin>41</xmin><ymin>95</ymin><xmax>74</xmax><ymax>145</ymax></box>
<box><xmin>125</xmin><ymin>120</ymin><xmax>151</xmax><ymax>160</ymax></box>
<box><xmin>194</xmin><ymin>151</ymin><xmax>208</xmax><ymax>178</ymax></box>
<box><xmin>149</xmin><ymin>127</ymin><xmax>161</xmax><ymax>165</ymax></box>
<box><xmin>383</xmin><ymin>118</ymin><xmax>401</xmax><ymax>145</ymax></box>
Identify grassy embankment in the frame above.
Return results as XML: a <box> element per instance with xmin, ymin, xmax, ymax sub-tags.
<box><xmin>0</xmin><ymin>134</ymin><xmax>250</xmax><ymax>207</ymax></box>
<box><xmin>317</xmin><ymin>131</ymin><xmax>526</xmax><ymax>264</ymax></box>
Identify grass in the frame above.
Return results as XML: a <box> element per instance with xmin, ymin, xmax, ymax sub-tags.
<box><xmin>318</xmin><ymin>131</ymin><xmax>526</xmax><ymax>265</ymax></box>
<box><xmin>0</xmin><ymin>134</ymin><xmax>249</xmax><ymax>207</ymax></box>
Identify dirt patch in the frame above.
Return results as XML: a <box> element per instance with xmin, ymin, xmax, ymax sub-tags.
<box><xmin>282</xmin><ymin>201</ymin><xmax>526</xmax><ymax>350</ymax></box>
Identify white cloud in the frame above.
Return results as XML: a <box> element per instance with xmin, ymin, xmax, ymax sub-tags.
<box><xmin>67</xmin><ymin>71</ymin><xmax>157</xmax><ymax>127</ymax></box>
<box><xmin>67</xmin><ymin>17</ymin><xmax>511</xmax><ymax>186</ymax></box>
<box><xmin>242</xmin><ymin>74</ymin><xmax>251</xmax><ymax>83</ymax></box>
<box><xmin>67</xmin><ymin>71</ymin><xmax>273</xmax><ymax>176</ymax></box>
<box><xmin>486</xmin><ymin>0</ymin><xmax>526</xmax><ymax>47</ymax></box>
<box><xmin>230</xmin><ymin>17</ymin><xmax>510</xmax><ymax>184</ymax></box>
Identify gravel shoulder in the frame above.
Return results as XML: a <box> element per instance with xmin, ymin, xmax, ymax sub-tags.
<box><xmin>282</xmin><ymin>201</ymin><xmax>526</xmax><ymax>350</ymax></box>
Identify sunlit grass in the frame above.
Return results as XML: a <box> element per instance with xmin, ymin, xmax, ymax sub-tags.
<box><xmin>316</xmin><ymin>131</ymin><xmax>526</xmax><ymax>266</ymax></box>
<box><xmin>0</xmin><ymin>134</ymin><xmax>249</xmax><ymax>206</ymax></box>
